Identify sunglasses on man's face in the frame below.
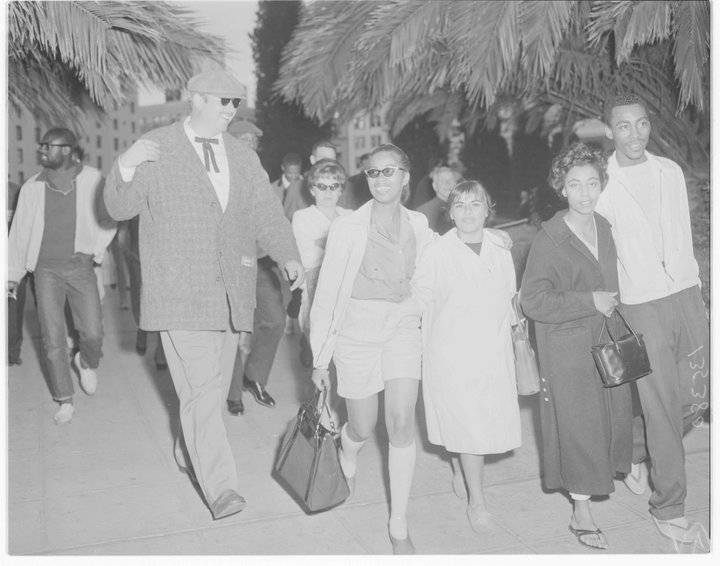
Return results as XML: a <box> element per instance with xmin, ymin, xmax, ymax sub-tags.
<box><xmin>220</xmin><ymin>97</ymin><xmax>243</xmax><ymax>108</ymax></box>
<box><xmin>364</xmin><ymin>166</ymin><xmax>406</xmax><ymax>179</ymax></box>
<box><xmin>313</xmin><ymin>182</ymin><xmax>342</xmax><ymax>192</ymax></box>
<box><xmin>38</xmin><ymin>142</ymin><xmax>71</xmax><ymax>151</ymax></box>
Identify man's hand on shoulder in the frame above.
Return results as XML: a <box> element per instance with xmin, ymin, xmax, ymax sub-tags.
<box><xmin>118</xmin><ymin>139</ymin><xmax>161</xmax><ymax>169</ymax></box>
<box><xmin>283</xmin><ymin>260</ymin><xmax>305</xmax><ymax>290</ymax></box>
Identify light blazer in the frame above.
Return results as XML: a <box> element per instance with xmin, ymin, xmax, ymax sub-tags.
<box><xmin>595</xmin><ymin>151</ymin><xmax>700</xmax><ymax>304</ymax></box>
<box><xmin>103</xmin><ymin>120</ymin><xmax>300</xmax><ymax>331</ymax></box>
<box><xmin>309</xmin><ymin>201</ymin><xmax>436</xmax><ymax>370</ymax></box>
<box><xmin>8</xmin><ymin>166</ymin><xmax>116</xmax><ymax>282</ymax></box>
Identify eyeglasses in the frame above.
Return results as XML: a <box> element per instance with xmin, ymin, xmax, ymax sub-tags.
<box><xmin>364</xmin><ymin>166</ymin><xmax>406</xmax><ymax>179</ymax></box>
<box><xmin>312</xmin><ymin>182</ymin><xmax>342</xmax><ymax>192</ymax></box>
<box><xmin>38</xmin><ymin>143</ymin><xmax>71</xmax><ymax>150</ymax></box>
<box><xmin>220</xmin><ymin>98</ymin><xmax>243</xmax><ymax>108</ymax></box>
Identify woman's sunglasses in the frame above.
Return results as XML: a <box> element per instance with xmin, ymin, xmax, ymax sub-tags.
<box><xmin>364</xmin><ymin>166</ymin><xmax>406</xmax><ymax>178</ymax></box>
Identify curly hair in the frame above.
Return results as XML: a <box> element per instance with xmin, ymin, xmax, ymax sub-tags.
<box><xmin>548</xmin><ymin>142</ymin><xmax>608</xmax><ymax>196</ymax></box>
<box><xmin>307</xmin><ymin>159</ymin><xmax>346</xmax><ymax>188</ymax></box>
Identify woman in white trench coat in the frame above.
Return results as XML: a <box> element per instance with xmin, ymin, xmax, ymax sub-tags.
<box><xmin>411</xmin><ymin>180</ymin><xmax>521</xmax><ymax>533</ymax></box>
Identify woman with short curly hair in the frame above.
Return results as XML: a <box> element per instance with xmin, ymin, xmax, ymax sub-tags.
<box><xmin>520</xmin><ymin>142</ymin><xmax>633</xmax><ymax>550</ymax></box>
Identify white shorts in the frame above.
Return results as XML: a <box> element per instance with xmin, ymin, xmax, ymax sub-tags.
<box><xmin>333</xmin><ymin>298</ymin><xmax>421</xmax><ymax>399</ymax></box>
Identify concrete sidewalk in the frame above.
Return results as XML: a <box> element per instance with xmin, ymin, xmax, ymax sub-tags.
<box><xmin>6</xmin><ymin>287</ymin><xmax>711</xmax><ymax>556</ymax></box>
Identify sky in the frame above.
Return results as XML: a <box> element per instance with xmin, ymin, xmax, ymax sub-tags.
<box><xmin>138</xmin><ymin>0</ymin><xmax>259</xmax><ymax>107</ymax></box>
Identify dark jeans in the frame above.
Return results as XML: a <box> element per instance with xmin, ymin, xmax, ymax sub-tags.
<box><xmin>227</xmin><ymin>256</ymin><xmax>285</xmax><ymax>400</ymax></box>
<box><xmin>34</xmin><ymin>254</ymin><xmax>104</xmax><ymax>401</ymax></box>
<box><xmin>623</xmin><ymin>285</ymin><xmax>710</xmax><ymax>521</ymax></box>
<box><xmin>7</xmin><ymin>274</ymin><xmax>28</xmax><ymax>363</ymax></box>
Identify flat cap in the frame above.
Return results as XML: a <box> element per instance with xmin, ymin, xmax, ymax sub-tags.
<box><xmin>187</xmin><ymin>69</ymin><xmax>247</xmax><ymax>98</ymax></box>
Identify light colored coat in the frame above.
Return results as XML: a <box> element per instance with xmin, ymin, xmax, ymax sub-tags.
<box><xmin>103</xmin><ymin>121</ymin><xmax>299</xmax><ymax>332</ymax></box>
<box><xmin>595</xmin><ymin>151</ymin><xmax>700</xmax><ymax>304</ymax></box>
<box><xmin>8</xmin><ymin>166</ymin><xmax>116</xmax><ymax>282</ymax></box>
<box><xmin>412</xmin><ymin>228</ymin><xmax>521</xmax><ymax>454</ymax></box>
<box><xmin>309</xmin><ymin>201</ymin><xmax>435</xmax><ymax>370</ymax></box>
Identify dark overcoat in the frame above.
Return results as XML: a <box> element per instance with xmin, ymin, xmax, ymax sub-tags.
<box><xmin>104</xmin><ymin>121</ymin><xmax>299</xmax><ymax>332</ymax></box>
<box><xmin>520</xmin><ymin>210</ymin><xmax>632</xmax><ymax>495</ymax></box>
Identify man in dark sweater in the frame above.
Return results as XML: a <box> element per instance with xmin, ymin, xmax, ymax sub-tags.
<box><xmin>8</xmin><ymin>128</ymin><xmax>116</xmax><ymax>424</ymax></box>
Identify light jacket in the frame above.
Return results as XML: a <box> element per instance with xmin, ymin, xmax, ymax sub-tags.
<box><xmin>309</xmin><ymin>201</ymin><xmax>436</xmax><ymax>370</ymax></box>
<box><xmin>8</xmin><ymin>166</ymin><xmax>116</xmax><ymax>282</ymax></box>
<box><xmin>595</xmin><ymin>151</ymin><xmax>700</xmax><ymax>304</ymax></box>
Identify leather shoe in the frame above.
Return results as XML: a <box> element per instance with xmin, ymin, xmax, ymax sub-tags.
<box><xmin>243</xmin><ymin>376</ymin><xmax>275</xmax><ymax>407</ymax></box>
<box><xmin>210</xmin><ymin>489</ymin><xmax>246</xmax><ymax>520</ymax></box>
<box><xmin>227</xmin><ymin>398</ymin><xmax>245</xmax><ymax>415</ymax></box>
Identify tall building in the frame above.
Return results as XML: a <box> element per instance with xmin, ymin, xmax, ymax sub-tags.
<box><xmin>332</xmin><ymin>105</ymin><xmax>390</xmax><ymax>175</ymax></box>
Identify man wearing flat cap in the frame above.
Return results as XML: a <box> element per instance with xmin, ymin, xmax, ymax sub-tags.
<box><xmin>104</xmin><ymin>69</ymin><xmax>304</xmax><ymax>520</ymax></box>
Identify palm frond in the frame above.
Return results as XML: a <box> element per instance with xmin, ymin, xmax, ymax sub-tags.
<box><xmin>672</xmin><ymin>0</ymin><xmax>709</xmax><ymax>112</ymax></box>
<box><xmin>8</xmin><ymin>1</ymin><xmax>225</xmax><ymax>121</ymax></box>
<box><xmin>519</xmin><ymin>0</ymin><xmax>575</xmax><ymax>77</ymax></box>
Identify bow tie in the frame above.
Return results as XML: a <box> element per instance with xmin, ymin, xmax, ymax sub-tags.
<box><xmin>195</xmin><ymin>136</ymin><xmax>220</xmax><ymax>173</ymax></box>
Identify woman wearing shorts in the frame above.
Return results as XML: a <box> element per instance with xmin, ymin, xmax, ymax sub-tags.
<box><xmin>310</xmin><ymin>144</ymin><xmax>435</xmax><ymax>555</ymax></box>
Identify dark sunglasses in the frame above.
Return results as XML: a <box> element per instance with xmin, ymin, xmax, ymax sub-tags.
<box><xmin>38</xmin><ymin>142</ymin><xmax>71</xmax><ymax>150</ymax></box>
<box><xmin>313</xmin><ymin>182</ymin><xmax>342</xmax><ymax>192</ymax></box>
<box><xmin>364</xmin><ymin>166</ymin><xmax>406</xmax><ymax>179</ymax></box>
<box><xmin>220</xmin><ymin>98</ymin><xmax>243</xmax><ymax>108</ymax></box>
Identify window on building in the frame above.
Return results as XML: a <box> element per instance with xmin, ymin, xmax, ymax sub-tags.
<box><xmin>370</xmin><ymin>113</ymin><xmax>382</xmax><ymax>127</ymax></box>
<box><xmin>17</xmin><ymin>148</ymin><xmax>23</xmax><ymax>164</ymax></box>
<box><xmin>113</xmin><ymin>101</ymin><xmax>118</xmax><ymax>112</ymax></box>
<box><xmin>113</xmin><ymin>118</ymin><xmax>118</xmax><ymax>130</ymax></box>
<box><xmin>354</xmin><ymin>136</ymin><xmax>366</xmax><ymax>150</ymax></box>
<box><xmin>370</xmin><ymin>135</ymin><xmax>382</xmax><ymax>147</ymax></box>
<box><xmin>96</xmin><ymin>121</ymin><xmax>101</xmax><ymax>129</ymax></box>
<box><xmin>18</xmin><ymin>171</ymin><xmax>24</xmax><ymax>184</ymax></box>
<box><xmin>16</xmin><ymin>126</ymin><xmax>22</xmax><ymax>141</ymax></box>
<box><xmin>131</xmin><ymin>122</ymin><xmax>136</xmax><ymax>134</ymax></box>
<box><xmin>97</xmin><ymin>156</ymin><xmax>102</xmax><ymax>169</ymax></box>
<box><xmin>353</xmin><ymin>115</ymin><xmax>366</xmax><ymax>129</ymax></box>
<box><xmin>114</xmin><ymin>138</ymin><xmax>119</xmax><ymax>151</ymax></box>
<box><xmin>96</xmin><ymin>135</ymin><xmax>102</xmax><ymax>149</ymax></box>
<box><xmin>130</xmin><ymin>102</ymin><xmax>135</xmax><ymax>113</ymax></box>
<box><xmin>355</xmin><ymin>156</ymin><xmax>364</xmax><ymax>170</ymax></box>
<box><xmin>35</xmin><ymin>127</ymin><xmax>41</xmax><ymax>143</ymax></box>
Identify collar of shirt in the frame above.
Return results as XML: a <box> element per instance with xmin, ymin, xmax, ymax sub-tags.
<box><xmin>281</xmin><ymin>175</ymin><xmax>292</xmax><ymax>189</ymax></box>
<box><xmin>183</xmin><ymin>117</ymin><xmax>226</xmax><ymax>153</ymax></box>
<box><xmin>37</xmin><ymin>164</ymin><xmax>82</xmax><ymax>194</ymax></box>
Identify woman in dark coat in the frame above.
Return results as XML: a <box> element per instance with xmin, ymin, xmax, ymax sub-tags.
<box><xmin>520</xmin><ymin>143</ymin><xmax>633</xmax><ymax>550</ymax></box>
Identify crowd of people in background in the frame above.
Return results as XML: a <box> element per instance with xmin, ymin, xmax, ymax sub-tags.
<box><xmin>6</xmin><ymin>67</ymin><xmax>709</xmax><ymax>555</ymax></box>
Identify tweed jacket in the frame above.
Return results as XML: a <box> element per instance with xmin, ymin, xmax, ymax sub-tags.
<box><xmin>103</xmin><ymin>121</ymin><xmax>300</xmax><ymax>332</ymax></box>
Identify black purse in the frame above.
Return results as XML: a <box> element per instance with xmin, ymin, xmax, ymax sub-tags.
<box><xmin>273</xmin><ymin>387</ymin><xmax>350</xmax><ymax>513</ymax></box>
<box><xmin>591</xmin><ymin>309</ymin><xmax>652</xmax><ymax>388</ymax></box>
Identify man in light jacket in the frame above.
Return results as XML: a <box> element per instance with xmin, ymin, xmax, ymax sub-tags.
<box><xmin>8</xmin><ymin>128</ymin><xmax>117</xmax><ymax>424</ymax></box>
<box><xmin>596</xmin><ymin>93</ymin><xmax>709</xmax><ymax>547</ymax></box>
<box><xmin>103</xmin><ymin>70</ymin><xmax>303</xmax><ymax>521</ymax></box>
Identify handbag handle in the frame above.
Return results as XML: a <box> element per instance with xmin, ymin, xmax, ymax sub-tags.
<box><xmin>600</xmin><ymin>308</ymin><xmax>641</xmax><ymax>345</ymax></box>
<box><xmin>311</xmin><ymin>386</ymin><xmax>338</xmax><ymax>435</ymax></box>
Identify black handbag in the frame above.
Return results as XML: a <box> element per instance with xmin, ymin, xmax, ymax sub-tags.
<box><xmin>273</xmin><ymin>387</ymin><xmax>350</xmax><ymax>513</ymax></box>
<box><xmin>591</xmin><ymin>309</ymin><xmax>652</xmax><ymax>388</ymax></box>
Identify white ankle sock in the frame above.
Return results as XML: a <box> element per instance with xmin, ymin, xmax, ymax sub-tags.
<box><xmin>388</xmin><ymin>440</ymin><xmax>416</xmax><ymax>539</ymax></box>
<box><xmin>339</xmin><ymin>424</ymin><xmax>365</xmax><ymax>479</ymax></box>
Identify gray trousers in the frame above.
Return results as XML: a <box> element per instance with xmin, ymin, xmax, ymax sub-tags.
<box><xmin>162</xmin><ymin>327</ymin><xmax>239</xmax><ymax>506</ymax></box>
<box><xmin>622</xmin><ymin>285</ymin><xmax>709</xmax><ymax>521</ymax></box>
<box><xmin>227</xmin><ymin>257</ymin><xmax>285</xmax><ymax>399</ymax></box>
